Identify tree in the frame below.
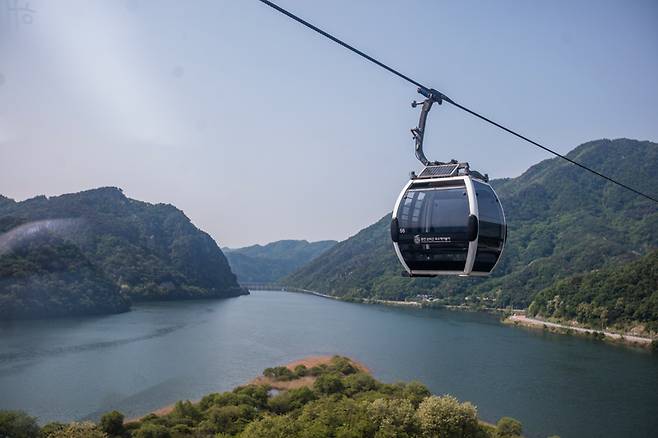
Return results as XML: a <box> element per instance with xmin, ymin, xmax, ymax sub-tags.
<box><xmin>367</xmin><ymin>398</ymin><xmax>417</xmax><ymax>437</ymax></box>
<box><xmin>415</xmin><ymin>395</ymin><xmax>479</xmax><ymax>438</ymax></box>
<box><xmin>293</xmin><ymin>364</ymin><xmax>308</xmax><ymax>377</ymax></box>
<box><xmin>132</xmin><ymin>423</ymin><xmax>170</xmax><ymax>438</ymax></box>
<box><xmin>44</xmin><ymin>422</ymin><xmax>108</xmax><ymax>438</ymax></box>
<box><xmin>171</xmin><ymin>400</ymin><xmax>201</xmax><ymax>422</ymax></box>
<box><xmin>343</xmin><ymin>373</ymin><xmax>378</xmax><ymax>396</ymax></box>
<box><xmin>263</xmin><ymin>366</ymin><xmax>295</xmax><ymax>381</ymax></box>
<box><xmin>0</xmin><ymin>410</ymin><xmax>40</xmax><ymax>438</ymax></box>
<box><xmin>41</xmin><ymin>422</ymin><xmax>67</xmax><ymax>436</ymax></box>
<box><xmin>599</xmin><ymin>308</ymin><xmax>609</xmax><ymax>331</ymax></box>
<box><xmin>330</xmin><ymin>356</ymin><xmax>358</xmax><ymax>375</ymax></box>
<box><xmin>99</xmin><ymin>411</ymin><xmax>125</xmax><ymax>436</ymax></box>
<box><xmin>402</xmin><ymin>381</ymin><xmax>431</xmax><ymax>408</ymax></box>
<box><xmin>268</xmin><ymin>387</ymin><xmax>316</xmax><ymax>414</ymax></box>
<box><xmin>203</xmin><ymin>404</ymin><xmax>255</xmax><ymax>435</ymax></box>
<box><xmin>241</xmin><ymin>415</ymin><xmax>300</xmax><ymax>438</ymax></box>
<box><xmin>313</xmin><ymin>373</ymin><xmax>344</xmax><ymax>395</ymax></box>
<box><xmin>496</xmin><ymin>416</ymin><xmax>523</xmax><ymax>437</ymax></box>
<box><xmin>295</xmin><ymin>397</ymin><xmax>373</xmax><ymax>438</ymax></box>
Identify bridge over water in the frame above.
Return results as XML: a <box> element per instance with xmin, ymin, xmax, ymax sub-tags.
<box><xmin>239</xmin><ymin>283</ymin><xmax>305</xmax><ymax>292</ymax></box>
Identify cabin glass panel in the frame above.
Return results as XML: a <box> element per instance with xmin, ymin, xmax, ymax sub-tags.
<box><xmin>397</xmin><ymin>181</ymin><xmax>470</xmax><ymax>272</ymax></box>
<box><xmin>472</xmin><ymin>181</ymin><xmax>505</xmax><ymax>272</ymax></box>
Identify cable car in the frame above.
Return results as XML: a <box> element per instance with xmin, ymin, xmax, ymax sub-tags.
<box><xmin>390</xmin><ymin>88</ymin><xmax>506</xmax><ymax>277</ymax></box>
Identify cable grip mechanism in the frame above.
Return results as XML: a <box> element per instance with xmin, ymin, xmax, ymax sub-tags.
<box><xmin>411</xmin><ymin>87</ymin><xmax>448</xmax><ymax>166</ymax></box>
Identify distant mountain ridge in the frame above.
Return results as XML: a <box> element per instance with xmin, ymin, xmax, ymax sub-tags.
<box><xmin>224</xmin><ymin>239</ymin><xmax>336</xmax><ymax>283</ymax></box>
<box><xmin>0</xmin><ymin>187</ymin><xmax>245</xmax><ymax>319</ymax></box>
<box><xmin>284</xmin><ymin>139</ymin><xmax>658</xmax><ymax>315</ymax></box>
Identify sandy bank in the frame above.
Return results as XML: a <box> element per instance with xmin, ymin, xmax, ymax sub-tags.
<box><xmin>506</xmin><ymin>314</ymin><xmax>654</xmax><ymax>348</ymax></box>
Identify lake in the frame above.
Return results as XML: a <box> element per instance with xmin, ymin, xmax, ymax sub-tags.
<box><xmin>0</xmin><ymin>290</ymin><xmax>656</xmax><ymax>437</ymax></box>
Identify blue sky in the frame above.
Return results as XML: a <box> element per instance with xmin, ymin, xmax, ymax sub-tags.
<box><xmin>1</xmin><ymin>0</ymin><xmax>657</xmax><ymax>247</ymax></box>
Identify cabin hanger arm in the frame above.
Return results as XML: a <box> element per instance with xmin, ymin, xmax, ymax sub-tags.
<box><xmin>411</xmin><ymin>87</ymin><xmax>447</xmax><ymax>166</ymax></box>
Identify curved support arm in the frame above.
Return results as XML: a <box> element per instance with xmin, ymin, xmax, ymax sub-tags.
<box><xmin>411</xmin><ymin>88</ymin><xmax>446</xmax><ymax>166</ymax></box>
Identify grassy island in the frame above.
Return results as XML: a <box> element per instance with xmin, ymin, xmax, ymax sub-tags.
<box><xmin>0</xmin><ymin>356</ymin><xmax>528</xmax><ymax>438</ymax></box>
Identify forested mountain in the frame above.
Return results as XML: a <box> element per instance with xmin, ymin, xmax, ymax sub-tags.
<box><xmin>284</xmin><ymin>139</ymin><xmax>658</xmax><ymax>310</ymax></box>
<box><xmin>224</xmin><ymin>239</ymin><xmax>336</xmax><ymax>283</ymax></box>
<box><xmin>0</xmin><ymin>187</ymin><xmax>245</xmax><ymax>319</ymax></box>
<box><xmin>528</xmin><ymin>249</ymin><xmax>658</xmax><ymax>333</ymax></box>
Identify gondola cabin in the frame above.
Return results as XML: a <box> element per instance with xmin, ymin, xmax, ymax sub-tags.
<box><xmin>390</xmin><ymin>163</ymin><xmax>506</xmax><ymax>277</ymax></box>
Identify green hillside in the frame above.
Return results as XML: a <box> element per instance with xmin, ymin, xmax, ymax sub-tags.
<box><xmin>224</xmin><ymin>239</ymin><xmax>336</xmax><ymax>283</ymax></box>
<box><xmin>0</xmin><ymin>187</ymin><xmax>245</xmax><ymax>318</ymax></box>
<box><xmin>529</xmin><ymin>249</ymin><xmax>658</xmax><ymax>333</ymax></box>
<box><xmin>284</xmin><ymin>139</ymin><xmax>658</xmax><ymax>309</ymax></box>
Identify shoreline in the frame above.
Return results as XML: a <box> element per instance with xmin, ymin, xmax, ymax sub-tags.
<box><xmin>270</xmin><ymin>287</ymin><xmax>519</xmax><ymax>314</ymax></box>
<box><xmin>504</xmin><ymin>314</ymin><xmax>655</xmax><ymax>349</ymax></box>
<box><xmin>256</xmin><ymin>288</ymin><xmax>656</xmax><ymax>350</ymax></box>
<box><xmin>264</xmin><ymin>286</ymin><xmax>498</xmax><ymax>310</ymax></box>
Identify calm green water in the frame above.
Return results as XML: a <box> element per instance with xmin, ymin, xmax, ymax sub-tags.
<box><xmin>0</xmin><ymin>290</ymin><xmax>656</xmax><ymax>437</ymax></box>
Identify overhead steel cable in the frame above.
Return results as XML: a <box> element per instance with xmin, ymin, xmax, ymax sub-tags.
<box><xmin>255</xmin><ymin>0</ymin><xmax>424</xmax><ymax>89</ymax></box>
<box><xmin>256</xmin><ymin>0</ymin><xmax>658</xmax><ymax>204</ymax></box>
<box><xmin>444</xmin><ymin>99</ymin><xmax>658</xmax><ymax>203</ymax></box>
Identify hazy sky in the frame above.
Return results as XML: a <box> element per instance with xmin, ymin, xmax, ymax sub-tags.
<box><xmin>1</xmin><ymin>0</ymin><xmax>657</xmax><ymax>247</ymax></box>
